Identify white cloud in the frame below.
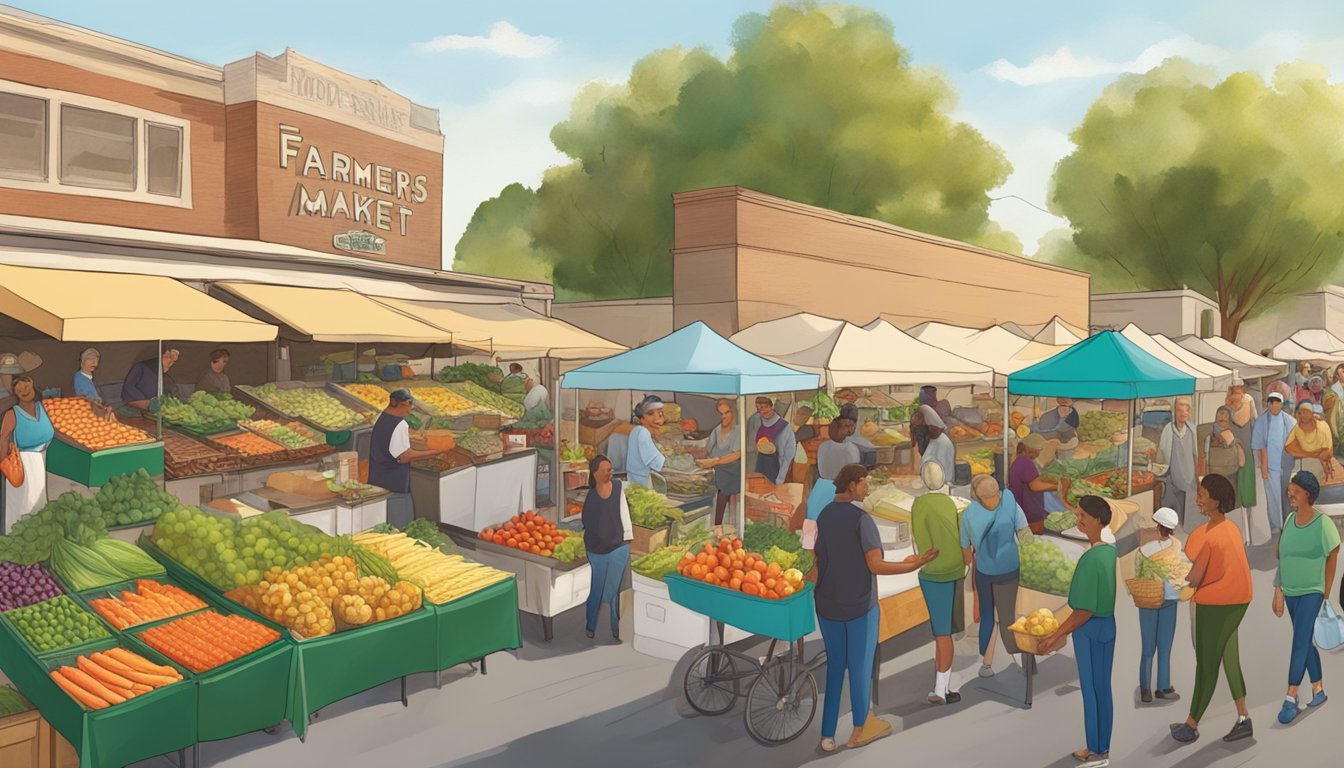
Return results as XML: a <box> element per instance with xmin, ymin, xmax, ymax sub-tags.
<box><xmin>986</xmin><ymin>46</ymin><xmax>1124</xmax><ymax>86</ymax></box>
<box><xmin>417</xmin><ymin>22</ymin><xmax>559</xmax><ymax>59</ymax></box>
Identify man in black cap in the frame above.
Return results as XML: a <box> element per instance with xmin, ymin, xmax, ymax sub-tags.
<box><xmin>369</xmin><ymin>389</ymin><xmax>443</xmax><ymax>528</ymax></box>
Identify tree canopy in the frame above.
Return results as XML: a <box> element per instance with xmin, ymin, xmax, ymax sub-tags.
<box><xmin>1047</xmin><ymin>59</ymin><xmax>1344</xmax><ymax>341</ymax></box>
<box><xmin>453</xmin><ymin>2</ymin><xmax>1017</xmax><ymax>299</ymax></box>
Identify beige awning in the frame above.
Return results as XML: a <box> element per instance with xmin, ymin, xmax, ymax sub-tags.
<box><xmin>0</xmin><ymin>263</ymin><xmax>277</xmax><ymax>342</ymax></box>
<box><xmin>215</xmin><ymin>282</ymin><xmax>453</xmax><ymax>344</ymax></box>
<box><xmin>373</xmin><ymin>297</ymin><xmax>626</xmax><ymax>360</ymax></box>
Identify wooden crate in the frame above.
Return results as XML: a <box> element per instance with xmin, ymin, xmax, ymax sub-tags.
<box><xmin>631</xmin><ymin>524</ymin><xmax>672</xmax><ymax>555</ymax></box>
<box><xmin>878</xmin><ymin>587</ymin><xmax>930</xmax><ymax>642</ymax></box>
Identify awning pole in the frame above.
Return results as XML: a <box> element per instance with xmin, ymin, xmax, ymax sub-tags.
<box><xmin>1002</xmin><ymin>386</ymin><xmax>1010</xmax><ymax>485</ymax></box>
<box><xmin>739</xmin><ymin>394</ymin><xmax>747</xmax><ymax>538</ymax></box>
<box><xmin>1127</xmin><ymin>399</ymin><xmax>1135</xmax><ymax>497</ymax></box>
<box><xmin>156</xmin><ymin>340</ymin><xmax>163</xmax><ymax>442</ymax></box>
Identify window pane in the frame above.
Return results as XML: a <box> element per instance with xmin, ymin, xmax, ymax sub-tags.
<box><xmin>146</xmin><ymin>123</ymin><xmax>181</xmax><ymax>197</ymax></box>
<box><xmin>0</xmin><ymin>92</ymin><xmax>47</xmax><ymax>181</ymax></box>
<box><xmin>60</xmin><ymin>105</ymin><xmax>135</xmax><ymax>191</ymax></box>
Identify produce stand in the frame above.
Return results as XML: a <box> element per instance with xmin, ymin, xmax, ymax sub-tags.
<box><xmin>425</xmin><ymin>577</ymin><xmax>522</xmax><ymax>674</ymax></box>
<box><xmin>233</xmin><ymin>382</ymin><xmax>373</xmax><ymax>444</ymax></box>
<box><xmin>412</xmin><ymin>455</ymin><xmax>477</xmax><ymax>530</ymax></box>
<box><xmin>446</xmin><ymin>528</ymin><xmax>589</xmax><ymax>642</ymax></box>
<box><xmin>631</xmin><ymin>572</ymin><xmax>751</xmax><ymax>661</ymax></box>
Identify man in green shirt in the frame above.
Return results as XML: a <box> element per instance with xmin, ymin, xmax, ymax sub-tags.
<box><xmin>912</xmin><ymin>461</ymin><xmax>966</xmax><ymax>705</ymax></box>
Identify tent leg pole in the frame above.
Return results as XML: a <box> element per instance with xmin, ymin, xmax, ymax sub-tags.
<box><xmin>739</xmin><ymin>395</ymin><xmax>747</xmax><ymax>537</ymax></box>
<box><xmin>1002</xmin><ymin>387</ymin><xmax>1010</xmax><ymax>485</ymax></box>
<box><xmin>156</xmin><ymin>340</ymin><xmax>163</xmax><ymax>442</ymax></box>
<box><xmin>1127</xmin><ymin>400</ymin><xmax>1135</xmax><ymax>497</ymax></box>
<box><xmin>574</xmin><ymin>389</ymin><xmax>580</xmax><ymax>446</ymax></box>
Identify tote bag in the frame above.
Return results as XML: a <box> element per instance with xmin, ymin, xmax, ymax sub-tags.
<box><xmin>1315</xmin><ymin>601</ymin><xmax>1344</xmax><ymax>651</ymax></box>
<box><xmin>0</xmin><ymin>441</ymin><xmax>22</xmax><ymax>487</ymax></box>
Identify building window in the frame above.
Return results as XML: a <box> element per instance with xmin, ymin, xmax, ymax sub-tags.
<box><xmin>1200</xmin><ymin>309</ymin><xmax>1214</xmax><ymax>339</ymax></box>
<box><xmin>0</xmin><ymin>92</ymin><xmax>47</xmax><ymax>181</ymax></box>
<box><xmin>60</xmin><ymin>104</ymin><xmax>136</xmax><ymax>191</ymax></box>
<box><xmin>146</xmin><ymin>123</ymin><xmax>182</xmax><ymax>197</ymax></box>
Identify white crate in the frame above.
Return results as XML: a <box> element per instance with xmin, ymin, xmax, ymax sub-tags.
<box><xmin>334</xmin><ymin>505</ymin><xmax>355</xmax><ymax>536</ymax></box>
<box><xmin>291</xmin><ymin>506</ymin><xmax>337</xmax><ymax>536</ymax></box>
<box><xmin>631</xmin><ymin>574</ymin><xmax>749</xmax><ymax>661</ymax></box>
<box><xmin>347</xmin><ymin>499</ymin><xmax>387</xmax><ymax>532</ymax></box>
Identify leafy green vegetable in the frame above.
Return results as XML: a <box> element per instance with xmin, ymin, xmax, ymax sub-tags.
<box><xmin>743</xmin><ymin>521</ymin><xmax>802</xmax><ymax>555</ymax></box>
<box><xmin>1018</xmin><ymin>539</ymin><xmax>1076</xmax><ymax>596</ymax></box>
<box><xmin>674</xmin><ymin>520</ymin><xmax>714</xmax><ymax>549</ymax></box>
<box><xmin>765</xmin><ymin>546</ymin><xmax>798</xmax><ymax>569</ymax></box>
<box><xmin>1136</xmin><ymin>553</ymin><xmax>1171</xmax><ymax>581</ymax></box>
<box><xmin>802</xmin><ymin>391</ymin><xmax>840</xmax><ymax>420</ymax></box>
<box><xmin>626</xmin><ymin>484</ymin><xmax>671</xmax><ymax>528</ymax></box>
<box><xmin>552</xmin><ymin>534</ymin><xmax>585</xmax><ymax>563</ymax></box>
<box><xmin>405</xmin><ymin>518</ymin><xmax>458</xmax><ymax>554</ymax></box>
<box><xmin>436</xmin><ymin>362</ymin><xmax>504</xmax><ymax>390</ymax></box>
<box><xmin>1044</xmin><ymin>511</ymin><xmax>1076</xmax><ymax>533</ymax></box>
<box><xmin>632</xmin><ymin>546</ymin><xmax>684</xmax><ymax>580</ymax></box>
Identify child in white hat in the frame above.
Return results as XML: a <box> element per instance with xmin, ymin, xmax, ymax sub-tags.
<box><xmin>1136</xmin><ymin>506</ymin><xmax>1186</xmax><ymax>703</ymax></box>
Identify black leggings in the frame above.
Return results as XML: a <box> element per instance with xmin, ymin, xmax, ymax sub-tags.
<box><xmin>714</xmin><ymin>492</ymin><xmax>733</xmax><ymax>525</ymax></box>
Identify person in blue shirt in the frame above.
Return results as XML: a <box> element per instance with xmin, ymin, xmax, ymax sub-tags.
<box><xmin>72</xmin><ymin>348</ymin><xmax>115</xmax><ymax>421</ymax></box>
<box><xmin>961</xmin><ymin>474</ymin><xmax>1029</xmax><ymax>679</ymax></box>
<box><xmin>120</xmin><ymin>348</ymin><xmax>181</xmax><ymax>412</ymax></box>
<box><xmin>1252</xmin><ymin>391</ymin><xmax>1297</xmax><ymax>534</ymax></box>
<box><xmin>624</xmin><ymin>395</ymin><xmax>666</xmax><ymax>488</ymax></box>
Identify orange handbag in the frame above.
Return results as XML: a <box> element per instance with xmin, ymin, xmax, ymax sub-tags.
<box><xmin>1</xmin><ymin>440</ymin><xmax>23</xmax><ymax>487</ymax></box>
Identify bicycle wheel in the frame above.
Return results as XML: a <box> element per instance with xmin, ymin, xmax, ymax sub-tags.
<box><xmin>684</xmin><ymin>648</ymin><xmax>741</xmax><ymax>716</ymax></box>
<box><xmin>744</xmin><ymin>659</ymin><xmax>818</xmax><ymax>746</ymax></box>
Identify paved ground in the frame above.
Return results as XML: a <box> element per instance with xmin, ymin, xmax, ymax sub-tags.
<box><xmin>127</xmin><ymin>536</ymin><xmax>1342</xmax><ymax>768</ymax></box>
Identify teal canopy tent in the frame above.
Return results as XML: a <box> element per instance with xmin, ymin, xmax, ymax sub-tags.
<box><xmin>561</xmin><ymin>322</ymin><xmax>820</xmax><ymax>532</ymax></box>
<box><xmin>1007</xmin><ymin>331</ymin><xmax>1195</xmax><ymax>496</ymax></box>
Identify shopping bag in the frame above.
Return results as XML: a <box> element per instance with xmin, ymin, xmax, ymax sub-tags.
<box><xmin>0</xmin><ymin>441</ymin><xmax>22</xmax><ymax>488</ymax></box>
<box><xmin>1314</xmin><ymin>601</ymin><xmax>1344</xmax><ymax>650</ymax></box>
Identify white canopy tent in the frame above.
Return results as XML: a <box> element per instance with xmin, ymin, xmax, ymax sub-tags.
<box><xmin>1120</xmin><ymin>324</ymin><xmax>1235</xmax><ymax>392</ymax></box>
<box><xmin>730</xmin><ymin>313</ymin><xmax>994</xmax><ymax>389</ymax></box>
<box><xmin>1271</xmin><ymin>329</ymin><xmax>1344</xmax><ymax>363</ymax></box>
<box><xmin>1001</xmin><ymin>316</ymin><xmax>1088</xmax><ymax>345</ymax></box>
<box><xmin>908</xmin><ymin>321</ymin><xmax>1068</xmax><ymax>387</ymax></box>
<box><xmin>1173</xmin><ymin>335</ymin><xmax>1286</xmax><ymax>381</ymax></box>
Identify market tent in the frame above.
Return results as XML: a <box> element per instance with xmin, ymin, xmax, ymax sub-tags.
<box><xmin>372</xmin><ymin>297</ymin><xmax>627</xmax><ymax>361</ymax></box>
<box><xmin>562</xmin><ymin>321</ymin><xmax>819</xmax><ymax>395</ymax></box>
<box><xmin>1173</xmin><ymin>335</ymin><xmax>1286</xmax><ymax>381</ymax></box>
<box><xmin>213</xmin><ymin>282</ymin><xmax>453</xmax><ymax>344</ymax></box>
<box><xmin>1271</xmin><ymin>329</ymin><xmax>1344</xmax><ymax>363</ymax></box>
<box><xmin>907</xmin><ymin>321</ymin><xmax>1066</xmax><ymax>386</ymax></box>
<box><xmin>729</xmin><ymin>314</ymin><xmax>993</xmax><ymax>389</ymax></box>
<box><xmin>1008</xmin><ymin>331</ymin><xmax>1195</xmax><ymax>399</ymax></box>
<box><xmin>1120</xmin><ymin>324</ymin><xmax>1234</xmax><ymax>391</ymax></box>
<box><xmin>1032</xmin><ymin>316</ymin><xmax>1088</xmax><ymax>346</ymax></box>
<box><xmin>0</xmin><ymin>263</ymin><xmax>277</xmax><ymax>342</ymax></box>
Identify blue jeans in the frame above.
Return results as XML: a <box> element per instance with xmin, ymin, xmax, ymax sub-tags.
<box><xmin>1265</xmin><ymin>469</ymin><xmax>1289</xmax><ymax>533</ymax></box>
<box><xmin>1138</xmin><ymin>600</ymin><xmax>1178</xmax><ymax>691</ymax></box>
<box><xmin>585</xmin><ymin>544</ymin><xmax>629</xmax><ymax>635</ymax></box>
<box><xmin>817</xmin><ymin>605</ymin><xmax>879</xmax><ymax>739</ymax></box>
<box><xmin>975</xmin><ymin>569</ymin><xmax>1019</xmax><ymax>656</ymax></box>
<box><xmin>1286</xmin><ymin>592</ymin><xmax>1325</xmax><ymax>687</ymax></box>
<box><xmin>1074</xmin><ymin>615</ymin><xmax>1116</xmax><ymax>756</ymax></box>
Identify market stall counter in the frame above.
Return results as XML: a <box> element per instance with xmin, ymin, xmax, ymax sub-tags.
<box><xmin>447</xmin><ymin>528</ymin><xmax>589</xmax><ymax>643</ymax></box>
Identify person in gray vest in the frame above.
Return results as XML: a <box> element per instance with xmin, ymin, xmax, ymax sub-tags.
<box><xmin>367</xmin><ymin>389</ymin><xmax>442</xmax><ymax>528</ymax></box>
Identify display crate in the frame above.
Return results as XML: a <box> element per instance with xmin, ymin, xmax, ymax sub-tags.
<box><xmin>46</xmin><ymin>440</ymin><xmax>164</xmax><ymax>489</ymax></box>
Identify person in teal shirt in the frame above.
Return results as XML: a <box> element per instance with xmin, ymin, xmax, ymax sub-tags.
<box><xmin>1272</xmin><ymin>470</ymin><xmax>1339</xmax><ymax>724</ymax></box>
<box><xmin>960</xmin><ymin>474</ymin><xmax>1029</xmax><ymax>678</ymax></box>
<box><xmin>912</xmin><ymin>461</ymin><xmax>966</xmax><ymax>705</ymax></box>
<box><xmin>1039</xmin><ymin>495</ymin><xmax>1117</xmax><ymax>768</ymax></box>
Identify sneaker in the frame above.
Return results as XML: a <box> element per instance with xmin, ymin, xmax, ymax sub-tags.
<box><xmin>1278</xmin><ymin>700</ymin><xmax>1300</xmax><ymax>724</ymax></box>
<box><xmin>584</xmin><ymin>628</ymin><xmax>595</xmax><ymax>639</ymax></box>
<box><xmin>1080</xmin><ymin>755</ymin><xmax>1110</xmax><ymax>768</ymax></box>
<box><xmin>1155</xmin><ymin>688</ymin><xmax>1181</xmax><ymax>701</ymax></box>
<box><xmin>819</xmin><ymin>737</ymin><xmax>837</xmax><ymax>753</ymax></box>
<box><xmin>927</xmin><ymin>690</ymin><xmax>961</xmax><ymax>705</ymax></box>
<box><xmin>979</xmin><ymin>664</ymin><xmax>996</xmax><ymax>679</ymax></box>
<box><xmin>1141</xmin><ymin>689</ymin><xmax>1153</xmax><ymax>703</ymax></box>
<box><xmin>1223</xmin><ymin>718</ymin><xmax>1253</xmax><ymax>742</ymax></box>
<box><xmin>1170</xmin><ymin>722</ymin><xmax>1199</xmax><ymax>743</ymax></box>
<box><xmin>846</xmin><ymin>716</ymin><xmax>893</xmax><ymax>748</ymax></box>
<box><xmin>1308</xmin><ymin>690</ymin><xmax>1328</xmax><ymax>709</ymax></box>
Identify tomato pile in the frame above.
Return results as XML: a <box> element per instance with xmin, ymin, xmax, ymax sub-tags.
<box><xmin>480</xmin><ymin>511</ymin><xmax>568</xmax><ymax>558</ymax></box>
<box><xmin>676</xmin><ymin>539</ymin><xmax>805</xmax><ymax>600</ymax></box>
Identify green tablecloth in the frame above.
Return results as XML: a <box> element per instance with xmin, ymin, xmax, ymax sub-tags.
<box><xmin>428</xmin><ymin>578</ymin><xmax>521</xmax><ymax>669</ymax></box>
<box><xmin>0</xmin><ymin>629</ymin><xmax>197</xmax><ymax>768</ymax></box>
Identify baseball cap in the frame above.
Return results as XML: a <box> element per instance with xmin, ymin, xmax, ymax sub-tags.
<box><xmin>1152</xmin><ymin>506</ymin><xmax>1179</xmax><ymax>529</ymax></box>
<box><xmin>389</xmin><ymin>389</ymin><xmax>413</xmax><ymax>404</ymax></box>
<box><xmin>1267</xmin><ymin>391</ymin><xmax>1285</xmax><ymax>402</ymax></box>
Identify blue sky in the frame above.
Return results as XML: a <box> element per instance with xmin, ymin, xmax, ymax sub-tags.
<box><xmin>17</xmin><ymin>1</ymin><xmax>1344</xmax><ymax>266</ymax></box>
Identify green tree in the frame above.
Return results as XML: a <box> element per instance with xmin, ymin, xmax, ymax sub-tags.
<box><xmin>454</xmin><ymin>1</ymin><xmax>1016</xmax><ymax>298</ymax></box>
<box><xmin>1048</xmin><ymin>59</ymin><xmax>1344</xmax><ymax>341</ymax></box>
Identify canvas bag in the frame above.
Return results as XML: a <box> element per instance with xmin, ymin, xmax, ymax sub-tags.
<box><xmin>0</xmin><ymin>440</ymin><xmax>22</xmax><ymax>487</ymax></box>
<box><xmin>1315</xmin><ymin>601</ymin><xmax>1344</xmax><ymax>650</ymax></box>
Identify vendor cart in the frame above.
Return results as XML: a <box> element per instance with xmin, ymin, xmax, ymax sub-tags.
<box><xmin>666</xmin><ymin>574</ymin><xmax>823</xmax><ymax>746</ymax></box>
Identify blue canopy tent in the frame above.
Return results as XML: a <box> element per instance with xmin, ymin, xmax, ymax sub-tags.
<box><xmin>1007</xmin><ymin>331</ymin><xmax>1195</xmax><ymax>496</ymax></box>
<box><xmin>562</xmin><ymin>322</ymin><xmax>820</xmax><ymax>532</ymax></box>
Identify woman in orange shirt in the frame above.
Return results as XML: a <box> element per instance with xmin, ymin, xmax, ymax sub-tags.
<box><xmin>1169</xmin><ymin>474</ymin><xmax>1253</xmax><ymax>745</ymax></box>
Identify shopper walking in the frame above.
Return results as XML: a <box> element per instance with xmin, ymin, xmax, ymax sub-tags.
<box><xmin>912</xmin><ymin>461</ymin><xmax>966</xmax><ymax>704</ymax></box>
<box><xmin>1200</xmin><ymin>406</ymin><xmax>1246</xmax><ymax>506</ymax></box>
<box><xmin>581</xmin><ymin>455</ymin><xmax>633</xmax><ymax>643</ymax></box>
<box><xmin>697</xmin><ymin>399</ymin><xmax>741</xmax><ymax>539</ymax></box>
<box><xmin>1271</xmin><ymin>470</ymin><xmax>1338</xmax><ymax>724</ymax></box>
<box><xmin>813</xmin><ymin>463</ymin><xmax>935</xmax><ymax>753</ymax></box>
<box><xmin>1170</xmin><ymin>474</ymin><xmax>1254</xmax><ymax>745</ymax></box>
<box><xmin>1226</xmin><ymin>384</ymin><xmax>1258</xmax><ymax>510</ymax></box>
<box><xmin>960</xmin><ymin>474</ymin><xmax>1028</xmax><ymax>678</ymax></box>
<box><xmin>1136</xmin><ymin>507</ymin><xmax>1185</xmax><ymax>703</ymax></box>
<box><xmin>1038</xmin><ymin>495</ymin><xmax>1118</xmax><ymax>768</ymax></box>
<box><xmin>1158</xmin><ymin>397</ymin><xmax>1198</xmax><ymax>529</ymax></box>
<box><xmin>1254</xmin><ymin>391</ymin><xmax>1297</xmax><ymax>535</ymax></box>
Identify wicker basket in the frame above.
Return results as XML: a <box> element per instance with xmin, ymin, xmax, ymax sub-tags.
<box><xmin>1126</xmin><ymin>578</ymin><xmax>1166</xmax><ymax>609</ymax></box>
<box><xmin>1012</xmin><ymin>630</ymin><xmax>1055</xmax><ymax>656</ymax></box>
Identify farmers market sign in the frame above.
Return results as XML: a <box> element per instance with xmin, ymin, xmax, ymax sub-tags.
<box><xmin>333</xmin><ymin>230</ymin><xmax>386</xmax><ymax>256</ymax></box>
<box><xmin>279</xmin><ymin>124</ymin><xmax>430</xmax><ymax>240</ymax></box>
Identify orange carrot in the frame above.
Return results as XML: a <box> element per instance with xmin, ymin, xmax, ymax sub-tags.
<box><xmin>51</xmin><ymin>669</ymin><xmax>109</xmax><ymax>710</ymax></box>
<box><xmin>59</xmin><ymin>666</ymin><xmax>126</xmax><ymax>705</ymax></box>
<box><xmin>106</xmin><ymin>647</ymin><xmax>176</xmax><ymax>677</ymax></box>
<box><xmin>77</xmin><ymin>656</ymin><xmax>134</xmax><ymax>691</ymax></box>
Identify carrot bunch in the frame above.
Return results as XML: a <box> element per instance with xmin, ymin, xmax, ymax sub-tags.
<box><xmin>88</xmin><ymin>580</ymin><xmax>208</xmax><ymax>630</ymax></box>
<box><xmin>49</xmin><ymin>648</ymin><xmax>183</xmax><ymax>710</ymax></box>
<box><xmin>139</xmin><ymin>611</ymin><xmax>280</xmax><ymax>673</ymax></box>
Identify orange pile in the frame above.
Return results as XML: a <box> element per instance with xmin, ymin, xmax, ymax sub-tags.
<box><xmin>89</xmin><ymin>579</ymin><xmax>208</xmax><ymax>630</ymax></box>
<box><xmin>213</xmin><ymin>432</ymin><xmax>285</xmax><ymax>456</ymax></box>
<box><xmin>480</xmin><ymin>510</ymin><xmax>565</xmax><ymax>558</ymax></box>
<box><xmin>49</xmin><ymin>647</ymin><xmax>183</xmax><ymax>710</ymax></box>
<box><xmin>44</xmin><ymin>398</ymin><xmax>152</xmax><ymax>451</ymax></box>
<box><xmin>139</xmin><ymin>610</ymin><xmax>280</xmax><ymax>673</ymax></box>
<box><xmin>677</xmin><ymin>539</ymin><xmax>806</xmax><ymax>600</ymax></box>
